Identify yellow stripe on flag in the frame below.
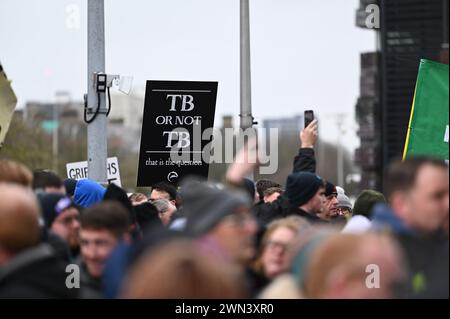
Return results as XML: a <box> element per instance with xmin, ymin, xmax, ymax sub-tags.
<box><xmin>402</xmin><ymin>87</ymin><xmax>417</xmax><ymax>160</ymax></box>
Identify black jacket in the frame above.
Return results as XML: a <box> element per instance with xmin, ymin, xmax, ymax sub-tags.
<box><xmin>372</xmin><ymin>204</ymin><xmax>449</xmax><ymax>298</ymax></box>
<box><xmin>293</xmin><ymin>148</ymin><xmax>316</xmax><ymax>173</ymax></box>
<box><xmin>398</xmin><ymin>232</ymin><xmax>449</xmax><ymax>299</ymax></box>
<box><xmin>76</xmin><ymin>259</ymin><xmax>103</xmax><ymax>299</ymax></box>
<box><xmin>253</xmin><ymin>195</ymin><xmax>290</xmax><ymax>227</ymax></box>
<box><xmin>286</xmin><ymin>206</ymin><xmax>328</xmax><ymax>224</ymax></box>
<box><xmin>0</xmin><ymin>244</ymin><xmax>78</xmax><ymax>298</ymax></box>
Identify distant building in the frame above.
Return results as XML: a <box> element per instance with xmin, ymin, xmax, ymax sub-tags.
<box><xmin>262</xmin><ymin>115</ymin><xmax>303</xmax><ymax>134</ymax></box>
<box><xmin>354</xmin><ymin>0</ymin><xmax>448</xmax><ymax>191</ymax></box>
<box><xmin>24</xmin><ymin>96</ymin><xmax>84</xmax><ymax>139</ymax></box>
<box><xmin>107</xmin><ymin>88</ymin><xmax>145</xmax><ymax>153</ymax></box>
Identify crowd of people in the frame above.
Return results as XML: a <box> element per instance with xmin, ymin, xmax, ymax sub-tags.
<box><xmin>0</xmin><ymin>119</ymin><xmax>448</xmax><ymax>298</ymax></box>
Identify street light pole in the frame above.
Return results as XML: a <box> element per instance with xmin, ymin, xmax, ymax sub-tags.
<box><xmin>87</xmin><ymin>0</ymin><xmax>107</xmax><ymax>182</ymax></box>
<box><xmin>336</xmin><ymin>114</ymin><xmax>346</xmax><ymax>187</ymax></box>
<box><xmin>240</xmin><ymin>0</ymin><xmax>253</xmax><ymax>130</ymax></box>
<box><xmin>52</xmin><ymin>103</ymin><xmax>58</xmax><ymax>172</ymax></box>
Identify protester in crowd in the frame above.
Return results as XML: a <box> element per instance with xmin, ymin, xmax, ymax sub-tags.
<box><xmin>73</xmin><ymin>179</ymin><xmax>106</xmax><ymax>208</ymax></box>
<box><xmin>128</xmin><ymin>192</ymin><xmax>148</xmax><ymax>206</ymax></box>
<box><xmin>152</xmin><ymin>198</ymin><xmax>177</xmax><ymax>227</ymax></box>
<box><xmin>0</xmin><ymin>159</ymin><xmax>33</xmax><ymax>187</ymax></box>
<box><xmin>182</xmin><ymin>179</ymin><xmax>257</xmax><ymax>264</ymax></box>
<box><xmin>0</xmin><ymin>183</ymin><xmax>77</xmax><ymax>298</ymax></box>
<box><xmin>180</xmin><ymin>178</ymin><xmax>266</xmax><ymax>295</ymax></box>
<box><xmin>77</xmin><ymin>201</ymin><xmax>131</xmax><ymax>298</ymax></box>
<box><xmin>336</xmin><ymin>187</ymin><xmax>353</xmax><ymax>219</ymax></box>
<box><xmin>122</xmin><ymin>240</ymin><xmax>247</xmax><ymax>298</ymax></box>
<box><xmin>371</xmin><ymin>157</ymin><xmax>449</xmax><ymax>298</ymax></box>
<box><xmin>291</xmin><ymin>120</ymin><xmax>345</xmax><ymax>224</ymax></box>
<box><xmin>39</xmin><ymin>193</ymin><xmax>81</xmax><ymax>259</ymax></box>
<box><xmin>285</xmin><ymin>172</ymin><xmax>328</xmax><ymax>223</ymax></box>
<box><xmin>149</xmin><ymin>181</ymin><xmax>178</xmax><ymax>206</ymax></box>
<box><xmin>260</xmin><ymin>225</ymin><xmax>334</xmax><ymax>299</ymax></box>
<box><xmin>303</xmin><ymin>233</ymin><xmax>406</xmax><ymax>298</ymax></box>
<box><xmin>32</xmin><ymin>169</ymin><xmax>65</xmax><ymax>194</ymax></box>
<box><xmin>253</xmin><ymin>216</ymin><xmax>309</xmax><ymax>280</ymax></box>
<box><xmin>263</xmin><ymin>187</ymin><xmax>283</xmax><ymax>204</ymax></box>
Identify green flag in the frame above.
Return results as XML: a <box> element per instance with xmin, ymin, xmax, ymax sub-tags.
<box><xmin>403</xmin><ymin>59</ymin><xmax>449</xmax><ymax>161</ymax></box>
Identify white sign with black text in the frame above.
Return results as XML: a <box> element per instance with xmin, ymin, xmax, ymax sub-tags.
<box><xmin>66</xmin><ymin>157</ymin><xmax>121</xmax><ymax>187</ymax></box>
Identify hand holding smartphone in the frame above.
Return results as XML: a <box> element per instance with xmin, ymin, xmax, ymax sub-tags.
<box><xmin>301</xmin><ymin>110</ymin><xmax>317</xmax><ymax>148</ymax></box>
<box><xmin>304</xmin><ymin>110</ymin><xmax>314</xmax><ymax>128</ymax></box>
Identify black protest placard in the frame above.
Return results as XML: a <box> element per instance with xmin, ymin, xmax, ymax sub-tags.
<box><xmin>137</xmin><ymin>80</ymin><xmax>218</xmax><ymax>186</ymax></box>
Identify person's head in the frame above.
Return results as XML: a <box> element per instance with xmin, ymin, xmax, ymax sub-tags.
<box><xmin>0</xmin><ymin>183</ymin><xmax>40</xmax><ymax>265</ymax></box>
<box><xmin>73</xmin><ymin>179</ymin><xmax>106</xmax><ymax>208</ymax></box>
<box><xmin>255</xmin><ymin>216</ymin><xmax>309</xmax><ymax>279</ymax></box>
<box><xmin>32</xmin><ymin>169</ymin><xmax>65</xmax><ymax>194</ymax></box>
<box><xmin>150</xmin><ymin>182</ymin><xmax>177</xmax><ymax>206</ymax></box>
<box><xmin>304</xmin><ymin>233</ymin><xmax>406</xmax><ymax>298</ymax></box>
<box><xmin>336</xmin><ymin>191</ymin><xmax>352</xmax><ymax>218</ymax></box>
<box><xmin>384</xmin><ymin>157</ymin><xmax>449</xmax><ymax>233</ymax></box>
<box><xmin>317</xmin><ymin>182</ymin><xmax>338</xmax><ymax>221</ymax></box>
<box><xmin>256</xmin><ymin>179</ymin><xmax>282</xmax><ymax>203</ymax></box>
<box><xmin>79</xmin><ymin>201</ymin><xmax>130</xmax><ymax>278</ymax></box>
<box><xmin>285</xmin><ymin>172</ymin><xmax>326</xmax><ymax>215</ymax></box>
<box><xmin>39</xmin><ymin>193</ymin><xmax>80</xmax><ymax>249</ymax></box>
<box><xmin>122</xmin><ymin>240</ymin><xmax>247</xmax><ymax>298</ymax></box>
<box><xmin>353</xmin><ymin>190</ymin><xmax>386</xmax><ymax>219</ymax></box>
<box><xmin>0</xmin><ymin>159</ymin><xmax>33</xmax><ymax>187</ymax></box>
<box><xmin>182</xmin><ymin>180</ymin><xmax>258</xmax><ymax>265</ymax></box>
<box><xmin>152</xmin><ymin>198</ymin><xmax>177</xmax><ymax>227</ymax></box>
<box><xmin>129</xmin><ymin>193</ymin><xmax>148</xmax><ymax>206</ymax></box>
<box><xmin>263</xmin><ymin>187</ymin><xmax>283</xmax><ymax>203</ymax></box>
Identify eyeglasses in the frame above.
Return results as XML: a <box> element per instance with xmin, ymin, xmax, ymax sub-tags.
<box><xmin>336</xmin><ymin>207</ymin><xmax>352</xmax><ymax>216</ymax></box>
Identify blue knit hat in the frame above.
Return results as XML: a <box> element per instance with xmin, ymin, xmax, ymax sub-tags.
<box><xmin>285</xmin><ymin>172</ymin><xmax>324</xmax><ymax>207</ymax></box>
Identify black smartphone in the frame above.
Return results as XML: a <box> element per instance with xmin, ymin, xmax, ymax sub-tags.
<box><xmin>304</xmin><ymin>110</ymin><xmax>314</xmax><ymax>128</ymax></box>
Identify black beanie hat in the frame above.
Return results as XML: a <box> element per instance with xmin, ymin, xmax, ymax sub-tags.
<box><xmin>64</xmin><ymin>178</ymin><xmax>78</xmax><ymax>196</ymax></box>
<box><xmin>285</xmin><ymin>172</ymin><xmax>324</xmax><ymax>208</ymax></box>
<box><xmin>181</xmin><ymin>179</ymin><xmax>251</xmax><ymax>235</ymax></box>
<box><xmin>325</xmin><ymin>181</ymin><xmax>337</xmax><ymax>197</ymax></box>
<box><xmin>39</xmin><ymin>193</ymin><xmax>76</xmax><ymax>227</ymax></box>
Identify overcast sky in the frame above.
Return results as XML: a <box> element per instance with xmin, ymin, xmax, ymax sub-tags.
<box><xmin>0</xmin><ymin>0</ymin><xmax>375</xmax><ymax>152</ymax></box>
